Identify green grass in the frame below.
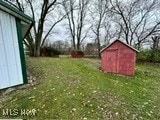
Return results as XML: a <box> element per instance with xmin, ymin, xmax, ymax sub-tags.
<box><xmin>0</xmin><ymin>57</ymin><xmax>160</xmax><ymax>119</ymax></box>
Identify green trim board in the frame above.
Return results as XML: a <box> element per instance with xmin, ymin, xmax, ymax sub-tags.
<box><xmin>16</xmin><ymin>19</ymin><xmax>28</xmax><ymax>84</ymax></box>
<box><xmin>0</xmin><ymin>0</ymin><xmax>33</xmax><ymax>23</ymax></box>
<box><xmin>0</xmin><ymin>1</ymin><xmax>34</xmax><ymax>39</ymax></box>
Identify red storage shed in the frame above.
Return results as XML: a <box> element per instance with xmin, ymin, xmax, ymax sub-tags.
<box><xmin>101</xmin><ymin>39</ymin><xmax>139</xmax><ymax>76</ymax></box>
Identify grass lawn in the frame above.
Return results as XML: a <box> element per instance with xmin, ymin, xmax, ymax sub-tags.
<box><xmin>0</xmin><ymin>57</ymin><xmax>160</xmax><ymax>119</ymax></box>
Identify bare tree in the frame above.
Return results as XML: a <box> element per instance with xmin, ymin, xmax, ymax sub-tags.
<box><xmin>90</xmin><ymin>0</ymin><xmax>108</xmax><ymax>58</ymax></box>
<box><xmin>62</xmin><ymin>0</ymin><xmax>76</xmax><ymax>49</ymax></box>
<box><xmin>62</xmin><ymin>0</ymin><xmax>90</xmax><ymax>50</ymax></box>
<box><xmin>151</xmin><ymin>36</ymin><xmax>160</xmax><ymax>50</ymax></box>
<box><xmin>109</xmin><ymin>0</ymin><xmax>160</xmax><ymax>49</ymax></box>
<box><xmin>13</xmin><ymin>0</ymin><xmax>66</xmax><ymax>56</ymax></box>
<box><xmin>103</xmin><ymin>22</ymin><xmax>117</xmax><ymax>45</ymax></box>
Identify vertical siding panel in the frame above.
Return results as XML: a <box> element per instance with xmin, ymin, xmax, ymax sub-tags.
<box><xmin>10</xmin><ymin>14</ymin><xmax>23</xmax><ymax>85</ymax></box>
<box><xmin>1</xmin><ymin>12</ymin><xmax>10</xmax><ymax>88</ymax></box>
<box><xmin>0</xmin><ymin>11</ymin><xmax>10</xmax><ymax>88</ymax></box>
<box><xmin>0</xmin><ymin>10</ymin><xmax>23</xmax><ymax>89</ymax></box>
<box><xmin>2</xmin><ymin>11</ymin><xmax>16</xmax><ymax>86</ymax></box>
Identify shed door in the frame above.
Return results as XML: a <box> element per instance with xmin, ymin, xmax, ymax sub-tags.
<box><xmin>0</xmin><ymin>10</ymin><xmax>23</xmax><ymax>89</ymax></box>
<box><xmin>118</xmin><ymin>52</ymin><xmax>135</xmax><ymax>76</ymax></box>
<box><xmin>105</xmin><ymin>50</ymin><xmax>118</xmax><ymax>73</ymax></box>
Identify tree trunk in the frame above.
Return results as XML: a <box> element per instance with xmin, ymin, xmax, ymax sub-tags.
<box><xmin>97</xmin><ymin>42</ymin><xmax>101</xmax><ymax>58</ymax></box>
<box><xmin>152</xmin><ymin>36</ymin><xmax>160</xmax><ymax>50</ymax></box>
<box><xmin>72</xmin><ymin>36</ymin><xmax>76</xmax><ymax>49</ymax></box>
<box><xmin>97</xmin><ymin>38</ymin><xmax>101</xmax><ymax>58</ymax></box>
<box><xmin>97</xmin><ymin>23</ymin><xmax>101</xmax><ymax>58</ymax></box>
<box><xmin>97</xmin><ymin>30</ymin><xmax>101</xmax><ymax>58</ymax></box>
<box><xmin>34</xmin><ymin>45</ymin><xmax>40</xmax><ymax>57</ymax></box>
<box><xmin>29</xmin><ymin>46</ymin><xmax>34</xmax><ymax>56</ymax></box>
<box><xmin>34</xmin><ymin>34</ymin><xmax>42</xmax><ymax>57</ymax></box>
<box><xmin>77</xmin><ymin>37</ymin><xmax>81</xmax><ymax>50</ymax></box>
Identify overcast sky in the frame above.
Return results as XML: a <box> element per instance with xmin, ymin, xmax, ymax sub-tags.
<box><xmin>9</xmin><ymin>0</ymin><xmax>160</xmax><ymax>48</ymax></box>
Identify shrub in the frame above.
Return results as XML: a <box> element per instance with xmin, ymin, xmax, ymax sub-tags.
<box><xmin>40</xmin><ymin>47</ymin><xmax>61</xmax><ymax>57</ymax></box>
<box><xmin>138</xmin><ymin>50</ymin><xmax>160</xmax><ymax>63</ymax></box>
<box><xmin>71</xmin><ymin>50</ymin><xmax>84</xmax><ymax>58</ymax></box>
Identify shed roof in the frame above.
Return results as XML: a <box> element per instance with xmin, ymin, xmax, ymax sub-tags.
<box><xmin>0</xmin><ymin>1</ymin><xmax>34</xmax><ymax>38</ymax></box>
<box><xmin>100</xmin><ymin>39</ymin><xmax>139</xmax><ymax>53</ymax></box>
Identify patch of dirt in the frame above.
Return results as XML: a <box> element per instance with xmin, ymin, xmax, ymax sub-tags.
<box><xmin>0</xmin><ymin>71</ymin><xmax>37</xmax><ymax>101</ymax></box>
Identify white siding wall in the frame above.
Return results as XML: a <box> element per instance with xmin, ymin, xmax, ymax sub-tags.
<box><xmin>0</xmin><ymin>10</ymin><xmax>23</xmax><ymax>89</ymax></box>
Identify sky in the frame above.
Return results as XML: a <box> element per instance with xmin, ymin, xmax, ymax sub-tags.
<box><xmin>6</xmin><ymin>0</ymin><xmax>160</xmax><ymax>48</ymax></box>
